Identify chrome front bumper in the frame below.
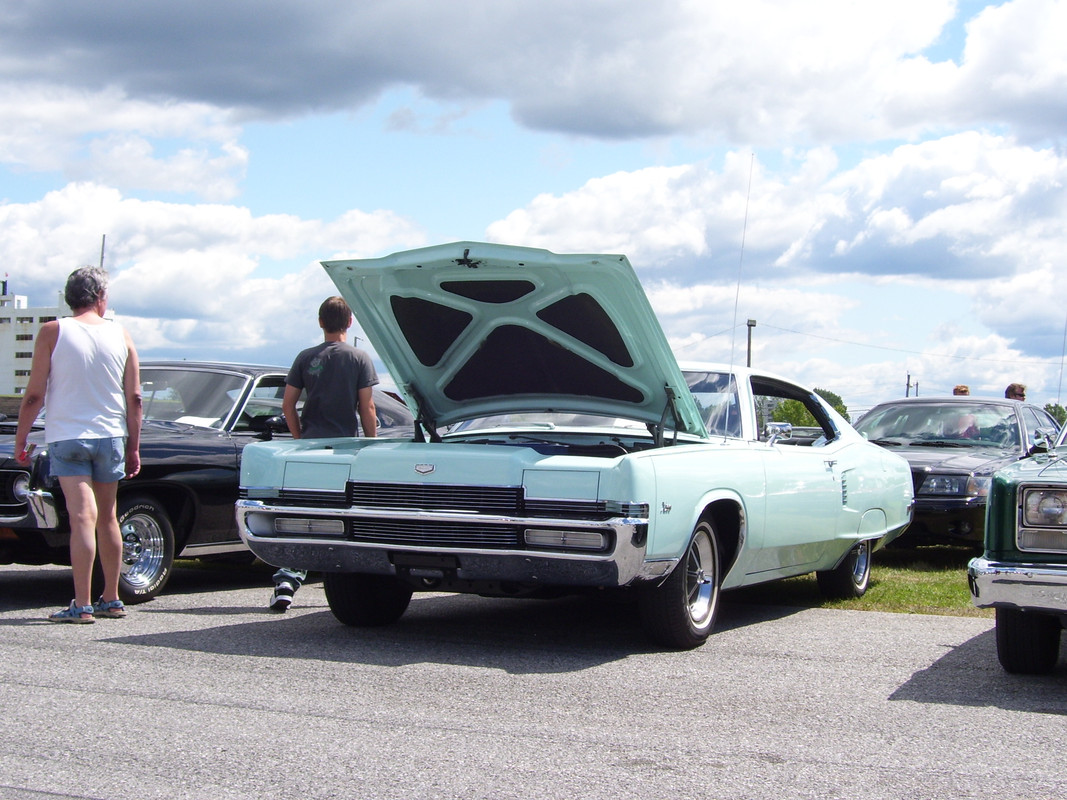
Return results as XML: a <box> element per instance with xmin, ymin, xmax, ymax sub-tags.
<box><xmin>0</xmin><ymin>489</ymin><xmax>60</xmax><ymax>529</ymax></box>
<box><xmin>235</xmin><ymin>498</ymin><xmax>658</xmax><ymax>588</ymax></box>
<box><xmin>968</xmin><ymin>556</ymin><xmax>1067</xmax><ymax>615</ymax></box>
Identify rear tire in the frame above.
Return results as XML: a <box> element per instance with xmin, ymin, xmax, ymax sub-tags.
<box><xmin>324</xmin><ymin>572</ymin><xmax>413</xmax><ymax>627</ymax></box>
<box><xmin>816</xmin><ymin>540</ymin><xmax>872</xmax><ymax>600</ymax></box>
<box><xmin>995</xmin><ymin>608</ymin><xmax>1062</xmax><ymax>674</ymax></box>
<box><xmin>639</xmin><ymin>521</ymin><xmax>721</xmax><ymax>649</ymax></box>
<box><xmin>100</xmin><ymin>496</ymin><xmax>175</xmax><ymax>604</ymax></box>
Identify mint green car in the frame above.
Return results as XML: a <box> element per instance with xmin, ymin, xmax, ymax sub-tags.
<box><xmin>237</xmin><ymin>242</ymin><xmax>913</xmax><ymax>648</ymax></box>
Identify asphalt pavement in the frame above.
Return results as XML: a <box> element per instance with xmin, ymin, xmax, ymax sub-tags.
<box><xmin>0</xmin><ymin>562</ymin><xmax>1064</xmax><ymax>800</ymax></box>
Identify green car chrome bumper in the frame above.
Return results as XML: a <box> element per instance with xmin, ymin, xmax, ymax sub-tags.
<box><xmin>968</xmin><ymin>556</ymin><xmax>1067</xmax><ymax>614</ymax></box>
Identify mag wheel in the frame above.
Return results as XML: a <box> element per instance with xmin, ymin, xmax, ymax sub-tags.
<box><xmin>639</xmin><ymin>520</ymin><xmax>721</xmax><ymax>649</ymax></box>
<box><xmin>324</xmin><ymin>572</ymin><xmax>413</xmax><ymax>627</ymax></box>
<box><xmin>816</xmin><ymin>539</ymin><xmax>872</xmax><ymax>600</ymax></box>
<box><xmin>114</xmin><ymin>496</ymin><xmax>175</xmax><ymax>604</ymax></box>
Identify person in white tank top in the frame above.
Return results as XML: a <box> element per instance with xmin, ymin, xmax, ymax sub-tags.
<box><xmin>14</xmin><ymin>266</ymin><xmax>143</xmax><ymax>623</ymax></box>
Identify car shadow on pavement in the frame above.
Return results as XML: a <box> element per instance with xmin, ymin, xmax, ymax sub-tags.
<box><xmin>91</xmin><ymin>588</ymin><xmax>813</xmax><ymax>676</ymax></box>
<box><xmin>889</xmin><ymin>629</ymin><xmax>1067</xmax><ymax>713</ymax></box>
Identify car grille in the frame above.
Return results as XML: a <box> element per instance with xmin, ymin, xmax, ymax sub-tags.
<box><xmin>239</xmin><ymin>488</ymin><xmax>349</xmax><ymax>508</ymax></box>
<box><xmin>349</xmin><ymin>518</ymin><xmax>522</xmax><ymax>549</ymax></box>
<box><xmin>347</xmin><ymin>481</ymin><xmax>617</xmax><ymax>519</ymax></box>
<box><xmin>347</xmin><ymin>481</ymin><xmax>522</xmax><ymax>513</ymax></box>
<box><xmin>0</xmin><ymin>470</ymin><xmax>28</xmax><ymax>511</ymax></box>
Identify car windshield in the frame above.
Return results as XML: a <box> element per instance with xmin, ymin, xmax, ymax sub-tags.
<box><xmin>685</xmin><ymin>370</ymin><xmax>741</xmax><ymax>437</ymax></box>
<box><xmin>854</xmin><ymin>402</ymin><xmax>1020</xmax><ymax>448</ymax></box>
<box><xmin>446</xmin><ymin>370</ymin><xmax>738</xmax><ymax>437</ymax></box>
<box><xmin>141</xmin><ymin>368</ymin><xmax>250</xmax><ymax>429</ymax></box>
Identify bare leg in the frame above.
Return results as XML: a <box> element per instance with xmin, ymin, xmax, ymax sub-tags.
<box><xmin>93</xmin><ymin>481</ymin><xmax>122</xmax><ymax>602</ymax></box>
<box><xmin>58</xmin><ymin>475</ymin><xmax>98</xmax><ymax>617</ymax></box>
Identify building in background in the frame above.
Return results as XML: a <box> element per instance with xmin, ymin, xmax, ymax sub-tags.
<box><xmin>0</xmin><ymin>279</ymin><xmax>71</xmax><ymax>396</ymax></box>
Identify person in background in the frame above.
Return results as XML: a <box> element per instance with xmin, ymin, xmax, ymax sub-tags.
<box><xmin>15</xmin><ymin>266</ymin><xmax>142</xmax><ymax>623</ymax></box>
<box><xmin>953</xmin><ymin>385</ymin><xmax>970</xmax><ymax>396</ymax></box>
<box><xmin>1005</xmin><ymin>383</ymin><xmax>1026</xmax><ymax>401</ymax></box>
<box><xmin>269</xmin><ymin>296</ymin><xmax>378</xmax><ymax>611</ymax></box>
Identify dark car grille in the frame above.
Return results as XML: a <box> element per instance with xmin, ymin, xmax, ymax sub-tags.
<box><xmin>349</xmin><ymin>518</ymin><xmax>522</xmax><ymax>549</ymax></box>
<box><xmin>240</xmin><ymin>487</ymin><xmax>349</xmax><ymax>508</ymax></box>
<box><xmin>347</xmin><ymin>481</ymin><xmax>616</xmax><ymax>519</ymax></box>
<box><xmin>347</xmin><ymin>481</ymin><xmax>522</xmax><ymax>513</ymax></box>
<box><xmin>0</xmin><ymin>470</ymin><xmax>28</xmax><ymax>509</ymax></box>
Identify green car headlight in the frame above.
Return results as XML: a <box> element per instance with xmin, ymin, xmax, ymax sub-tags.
<box><xmin>918</xmin><ymin>474</ymin><xmax>990</xmax><ymax>497</ymax></box>
<box><xmin>1022</xmin><ymin>488</ymin><xmax>1067</xmax><ymax>527</ymax></box>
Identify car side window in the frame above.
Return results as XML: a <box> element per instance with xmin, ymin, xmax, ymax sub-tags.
<box><xmin>232</xmin><ymin>376</ymin><xmax>289</xmax><ymax>433</ymax></box>
<box><xmin>751</xmin><ymin>377</ymin><xmax>837</xmax><ymax>445</ymax></box>
<box><xmin>1022</xmin><ymin>406</ymin><xmax>1058</xmax><ymax>439</ymax></box>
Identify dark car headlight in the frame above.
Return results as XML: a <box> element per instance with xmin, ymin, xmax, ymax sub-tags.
<box><xmin>1022</xmin><ymin>488</ymin><xmax>1067</xmax><ymax>527</ymax></box>
<box><xmin>12</xmin><ymin>472</ymin><xmax>31</xmax><ymax>502</ymax></box>
<box><xmin>918</xmin><ymin>474</ymin><xmax>991</xmax><ymax>497</ymax></box>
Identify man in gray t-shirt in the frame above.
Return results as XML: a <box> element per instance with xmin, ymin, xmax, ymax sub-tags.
<box><xmin>286</xmin><ymin>340</ymin><xmax>378</xmax><ymax>438</ymax></box>
<box><xmin>271</xmin><ymin>296</ymin><xmax>378</xmax><ymax>610</ymax></box>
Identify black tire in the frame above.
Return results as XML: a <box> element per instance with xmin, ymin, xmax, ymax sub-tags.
<box><xmin>115</xmin><ymin>496</ymin><xmax>176</xmax><ymax>604</ymax></box>
<box><xmin>639</xmin><ymin>520</ymin><xmax>721</xmax><ymax>649</ymax></box>
<box><xmin>995</xmin><ymin>608</ymin><xmax>1062</xmax><ymax>675</ymax></box>
<box><xmin>816</xmin><ymin>539</ymin><xmax>872</xmax><ymax>600</ymax></box>
<box><xmin>324</xmin><ymin>572</ymin><xmax>413</xmax><ymax>627</ymax></box>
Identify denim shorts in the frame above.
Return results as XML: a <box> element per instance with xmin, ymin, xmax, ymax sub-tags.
<box><xmin>49</xmin><ymin>437</ymin><xmax>126</xmax><ymax>482</ymax></box>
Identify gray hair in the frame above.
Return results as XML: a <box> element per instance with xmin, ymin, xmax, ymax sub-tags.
<box><xmin>64</xmin><ymin>266</ymin><xmax>108</xmax><ymax>310</ymax></box>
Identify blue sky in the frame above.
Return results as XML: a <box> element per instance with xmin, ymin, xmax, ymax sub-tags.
<box><xmin>1</xmin><ymin>0</ymin><xmax>1065</xmax><ymax>413</ymax></box>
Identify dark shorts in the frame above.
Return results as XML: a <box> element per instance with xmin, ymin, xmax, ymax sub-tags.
<box><xmin>49</xmin><ymin>437</ymin><xmax>126</xmax><ymax>482</ymax></box>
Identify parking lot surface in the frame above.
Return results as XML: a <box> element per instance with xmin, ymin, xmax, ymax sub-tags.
<box><xmin>1</xmin><ymin>563</ymin><xmax>1064</xmax><ymax>800</ymax></box>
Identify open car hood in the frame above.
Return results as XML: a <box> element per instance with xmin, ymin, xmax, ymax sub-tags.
<box><xmin>323</xmin><ymin>242</ymin><xmax>707</xmax><ymax>437</ymax></box>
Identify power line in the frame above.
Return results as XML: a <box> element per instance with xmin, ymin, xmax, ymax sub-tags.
<box><xmin>757</xmin><ymin>323</ymin><xmax>1050</xmax><ymax>366</ymax></box>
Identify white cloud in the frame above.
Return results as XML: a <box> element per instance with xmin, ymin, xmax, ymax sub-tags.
<box><xmin>0</xmin><ymin>183</ymin><xmax>426</xmax><ymax>363</ymax></box>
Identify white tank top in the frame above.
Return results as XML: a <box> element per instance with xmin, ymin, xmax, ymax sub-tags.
<box><xmin>45</xmin><ymin>318</ymin><xmax>129</xmax><ymax>443</ymax></box>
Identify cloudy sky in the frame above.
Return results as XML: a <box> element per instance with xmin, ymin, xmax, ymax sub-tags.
<box><xmin>2</xmin><ymin>0</ymin><xmax>1065</xmax><ymax>414</ymax></box>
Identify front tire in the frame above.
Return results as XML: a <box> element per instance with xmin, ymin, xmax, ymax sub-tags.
<box><xmin>816</xmin><ymin>539</ymin><xmax>872</xmax><ymax>600</ymax></box>
<box><xmin>115</xmin><ymin>495</ymin><xmax>176</xmax><ymax>604</ymax></box>
<box><xmin>639</xmin><ymin>520</ymin><xmax>721</xmax><ymax>649</ymax></box>
<box><xmin>995</xmin><ymin>608</ymin><xmax>1062</xmax><ymax>674</ymax></box>
<box><xmin>324</xmin><ymin>572</ymin><xmax>413</xmax><ymax>627</ymax></box>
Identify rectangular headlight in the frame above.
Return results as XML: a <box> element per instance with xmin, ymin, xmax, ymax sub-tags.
<box><xmin>524</xmin><ymin>528</ymin><xmax>607</xmax><ymax>551</ymax></box>
<box><xmin>1022</xmin><ymin>488</ymin><xmax>1067</xmax><ymax>527</ymax></box>
<box><xmin>919</xmin><ymin>475</ymin><xmax>990</xmax><ymax>497</ymax></box>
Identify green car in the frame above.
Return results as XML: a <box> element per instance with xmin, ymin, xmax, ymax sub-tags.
<box><xmin>237</xmin><ymin>242</ymin><xmax>914</xmax><ymax>649</ymax></box>
<box><xmin>969</xmin><ymin>443</ymin><xmax>1067</xmax><ymax>674</ymax></box>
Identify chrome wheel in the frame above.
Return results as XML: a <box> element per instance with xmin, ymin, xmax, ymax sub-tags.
<box><xmin>685</xmin><ymin>527</ymin><xmax>718</xmax><ymax>629</ymax></box>
<box><xmin>121</xmin><ymin>511</ymin><xmax>166</xmax><ymax>590</ymax></box>
<box><xmin>113</xmin><ymin>496</ymin><xmax>175</xmax><ymax>603</ymax></box>
<box><xmin>816</xmin><ymin>539</ymin><xmax>872</xmax><ymax>599</ymax></box>
<box><xmin>639</xmin><ymin>520</ymin><xmax>721</xmax><ymax>649</ymax></box>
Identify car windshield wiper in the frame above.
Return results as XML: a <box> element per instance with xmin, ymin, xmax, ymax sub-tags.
<box><xmin>908</xmin><ymin>439</ymin><xmax>971</xmax><ymax>447</ymax></box>
<box><xmin>866</xmin><ymin>438</ymin><xmax>907</xmax><ymax>446</ymax></box>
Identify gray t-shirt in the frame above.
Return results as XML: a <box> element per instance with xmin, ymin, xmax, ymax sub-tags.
<box><xmin>286</xmin><ymin>341</ymin><xmax>378</xmax><ymax>438</ymax></box>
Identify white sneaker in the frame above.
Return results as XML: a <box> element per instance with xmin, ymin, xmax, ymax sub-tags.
<box><xmin>269</xmin><ymin>581</ymin><xmax>295</xmax><ymax>611</ymax></box>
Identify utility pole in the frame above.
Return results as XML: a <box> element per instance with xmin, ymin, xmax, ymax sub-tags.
<box><xmin>746</xmin><ymin>319</ymin><xmax>756</xmax><ymax>367</ymax></box>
